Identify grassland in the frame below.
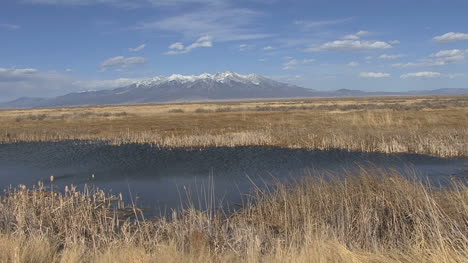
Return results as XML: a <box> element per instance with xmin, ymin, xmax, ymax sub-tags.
<box><xmin>0</xmin><ymin>95</ymin><xmax>467</xmax><ymax>262</ymax></box>
<box><xmin>0</xmin><ymin>169</ymin><xmax>466</xmax><ymax>262</ymax></box>
<box><xmin>1</xmin><ymin>95</ymin><xmax>467</xmax><ymax>157</ymax></box>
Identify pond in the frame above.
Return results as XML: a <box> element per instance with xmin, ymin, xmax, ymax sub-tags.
<box><xmin>0</xmin><ymin>141</ymin><xmax>466</xmax><ymax>214</ymax></box>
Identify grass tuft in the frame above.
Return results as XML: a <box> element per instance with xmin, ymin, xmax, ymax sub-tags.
<box><xmin>0</xmin><ymin>169</ymin><xmax>467</xmax><ymax>262</ymax></box>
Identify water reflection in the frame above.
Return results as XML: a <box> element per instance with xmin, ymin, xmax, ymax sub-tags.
<box><xmin>0</xmin><ymin>141</ymin><xmax>466</xmax><ymax>213</ymax></box>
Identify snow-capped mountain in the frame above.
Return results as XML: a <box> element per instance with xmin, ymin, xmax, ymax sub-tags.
<box><xmin>1</xmin><ymin>71</ymin><xmax>467</xmax><ymax>109</ymax></box>
<box><xmin>134</xmin><ymin>72</ymin><xmax>267</xmax><ymax>86</ymax></box>
<box><xmin>1</xmin><ymin>72</ymin><xmax>316</xmax><ymax>108</ymax></box>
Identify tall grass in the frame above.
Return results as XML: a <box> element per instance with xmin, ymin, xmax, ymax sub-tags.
<box><xmin>1</xmin><ymin>169</ymin><xmax>467</xmax><ymax>262</ymax></box>
<box><xmin>1</xmin><ymin>96</ymin><xmax>467</xmax><ymax>158</ymax></box>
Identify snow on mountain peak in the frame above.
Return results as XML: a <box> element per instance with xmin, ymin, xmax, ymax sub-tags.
<box><xmin>134</xmin><ymin>71</ymin><xmax>264</xmax><ymax>87</ymax></box>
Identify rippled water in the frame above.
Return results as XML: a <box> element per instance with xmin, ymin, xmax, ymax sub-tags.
<box><xmin>0</xmin><ymin>142</ymin><xmax>466</xmax><ymax>213</ymax></box>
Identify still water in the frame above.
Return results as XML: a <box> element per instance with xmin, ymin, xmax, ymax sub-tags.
<box><xmin>0</xmin><ymin>141</ymin><xmax>466</xmax><ymax>213</ymax></box>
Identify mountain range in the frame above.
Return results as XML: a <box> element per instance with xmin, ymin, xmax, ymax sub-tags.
<box><xmin>1</xmin><ymin>71</ymin><xmax>467</xmax><ymax>109</ymax></box>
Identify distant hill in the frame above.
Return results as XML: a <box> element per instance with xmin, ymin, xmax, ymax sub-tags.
<box><xmin>408</xmin><ymin>88</ymin><xmax>468</xmax><ymax>95</ymax></box>
<box><xmin>1</xmin><ymin>72</ymin><xmax>467</xmax><ymax>109</ymax></box>
<box><xmin>0</xmin><ymin>97</ymin><xmax>48</xmax><ymax>109</ymax></box>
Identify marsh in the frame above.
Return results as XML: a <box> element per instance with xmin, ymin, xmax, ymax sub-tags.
<box><xmin>1</xmin><ymin>141</ymin><xmax>465</xmax><ymax>214</ymax></box>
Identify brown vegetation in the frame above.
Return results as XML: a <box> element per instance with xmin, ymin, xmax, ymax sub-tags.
<box><xmin>1</xmin><ymin>95</ymin><xmax>467</xmax><ymax>157</ymax></box>
<box><xmin>0</xmin><ymin>95</ymin><xmax>467</xmax><ymax>262</ymax></box>
<box><xmin>0</xmin><ymin>169</ymin><xmax>466</xmax><ymax>262</ymax></box>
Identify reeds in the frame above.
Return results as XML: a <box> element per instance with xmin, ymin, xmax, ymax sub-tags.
<box><xmin>0</xmin><ymin>169</ymin><xmax>467</xmax><ymax>262</ymax></box>
<box><xmin>1</xmin><ymin>96</ymin><xmax>467</xmax><ymax>158</ymax></box>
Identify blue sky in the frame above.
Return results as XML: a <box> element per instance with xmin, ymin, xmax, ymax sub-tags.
<box><xmin>0</xmin><ymin>0</ymin><xmax>467</xmax><ymax>101</ymax></box>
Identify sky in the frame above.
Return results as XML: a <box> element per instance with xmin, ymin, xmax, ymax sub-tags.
<box><xmin>0</xmin><ymin>0</ymin><xmax>467</xmax><ymax>102</ymax></box>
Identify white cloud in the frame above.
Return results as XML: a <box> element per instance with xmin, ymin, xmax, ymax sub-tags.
<box><xmin>0</xmin><ymin>66</ymin><xmax>159</xmax><ymax>101</ymax></box>
<box><xmin>431</xmin><ymin>49</ymin><xmax>465</xmax><ymax>58</ymax></box>
<box><xmin>282</xmin><ymin>58</ymin><xmax>315</xmax><ymax>70</ymax></box>
<box><xmin>400</xmin><ymin>72</ymin><xmax>441</xmax><ymax>79</ymax></box>
<box><xmin>282</xmin><ymin>59</ymin><xmax>300</xmax><ymax>70</ymax></box>
<box><xmin>348</xmin><ymin>61</ymin><xmax>359</xmax><ymax>67</ymax></box>
<box><xmin>65</xmin><ymin>69</ymin><xmax>75</xmax><ymax>72</ymax></box>
<box><xmin>355</xmin><ymin>30</ymin><xmax>370</xmax><ymax>36</ymax></box>
<box><xmin>0</xmin><ymin>68</ymin><xmax>39</xmax><ymax>79</ymax></box>
<box><xmin>239</xmin><ymin>44</ymin><xmax>248</xmax><ymax>51</ymax></box>
<box><xmin>73</xmin><ymin>78</ymin><xmax>143</xmax><ymax>89</ymax></box>
<box><xmin>447</xmin><ymin>73</ymin><xmax>465</xmax><ymax>79</ymax></box>
<box><xmin>169</xmin><ymin>42</ymin><xmax>185</xmax><ymax>50</ymax></box>
<box><xmin>270</xmin><ymin>74</ymin><xmax>303</xmax><ymax>84</ymax></box>
<box><xmin>100</xmin><ymin>56</ymin><xmax>147</xmax><ymax>69</ymax></box>
<box><xmin>263</xmin><ymin>46</ymin><xmax>274</xmax><ymax>50</ymax></box>
<box><xmin>393</xmin><ymin>61</ymin><xmax>451</xmax><ymax>68</ymax></box>
<box><xmin>165</xmin><ymin>35</ymin><xmax>213</xmax><ymax>55</ymax></box>
<box><xmin>135</xmin><ymin>4</ymin><xmax>271</xmax><ymax>42</ymax></box>
<box><xmin>433</xmin><ymin>32</ymin><xmax>468</xmax><ymax>43</ymax></box>
<box><xmin>389</xmin><ymin>40</ymin><xmax>400</xmax><ymax>44</ymax></box>
<box><xmin>294</xmin><ymin>18</ymin><xmax>353</xmax><ymax>30</ymax></box>
<box><xmin>129</xmin><ymin>44</ymin><xmax>146</xmax><ymax>52</ymax></box>
<box><xmin>23</xmin><ymin>0</ymin><xmax>228</xmax><ymax>8</ymax></box>
<box><xmin>343</xmin><ymin>30</ymin><xmax>370</xmax><ymax>40</ymax></box>
<box><xmin>0</xmin><ymin>23</ymin><xmax>20</xmax><ymax>30</ymax></box>
<box><xmin>379</xmin><ymin>54</ymin><xmax>404</xmax><ymax>60</ymax></box>
<box><xmin>430</xmin><ymin>49</ymin><xmax>466</xmax><ymax>64</ymax></box>
<box><xmin>0</xmin><ymin>67</ymin><xmax>78</xmax><ymax>101</ymax></box>
<box><xmin>359</xmin><ymin>72</ymin><xmax>390</xmax><ymax>78</ymax></box>
<box><xmin>392</xmin><ymin>62</ymin><xmax>415</xmax><ymax>68</ymax></box>
<box><xmin>342</xmin><ymin>35</ymin><xmax>357</xmax><ymax>40</ymax></box>
<box><xmin>308</xmin><ymin>40</ymin><xmax>392</xmax><ymax>52</ymax></box>
<box><xmin>393</xmin><ymin>49</ymin><xmax>466</xmax><ymax>68</ymax></box>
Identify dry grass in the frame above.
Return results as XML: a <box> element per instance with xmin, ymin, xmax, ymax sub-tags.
<box><xmin>0</xmin><ymin>169</ymin><xmax>467</xmax><ymax>262</ymax></box>
<box><xmin>1</xmin><ymin>95</ymin><xmax>467</xmax><ymax>262</ymax></box>
<box><xmin>1</xmin><ymin>95</ymin><xmax>467</xmax><ymax>157</ymax></box>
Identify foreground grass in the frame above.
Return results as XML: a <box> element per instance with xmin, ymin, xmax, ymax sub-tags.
<box><xmin>1</xmin><ymin>95</ymin><xmax>467</xmax><ymax>157</ymax></box>
<box><xmin>1</xmin><ymin>169</ymin><xmax>467</xmax><ymax>262</ymax></box>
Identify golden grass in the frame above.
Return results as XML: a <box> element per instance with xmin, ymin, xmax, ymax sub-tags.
<box><xmin>1</xmin><ymin>95</ymin><xmax>467</xmax><ymax>262</ymax></box>
<box><xmin>1</xmin><ymin>95</ymin><xmax>467</xmax><ymax>157</ymax></box>
<box><xmin>0</xmin><ymin>169</ymin><xmax>467</xmax><ymax>262</ymax></box>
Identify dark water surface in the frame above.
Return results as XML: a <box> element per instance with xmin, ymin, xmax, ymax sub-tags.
<box><xmin>0</xmin><ymin>142</ymin><xmax>466</xmax><ymax>213</ymax></box>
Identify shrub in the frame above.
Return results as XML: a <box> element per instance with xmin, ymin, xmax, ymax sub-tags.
<box><xmin>168</xmin><ymin>108</ymin><xmax>185</xmax><ymax>113</ymax></box>
<box><xmin>194</xmin><ymin>108</ymin><xmax>213</xmax><ymax>113</ymax></box>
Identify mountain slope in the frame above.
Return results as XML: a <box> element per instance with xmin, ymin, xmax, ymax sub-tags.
<box><xmin>1</xmin><ymin>72</ymin><xmax>467</xmax><ymax>109</ymax></box>
<box><xmin>4</xmin><ymin>72</ymin><xmax>315</xmax><ymax>108</ymax></box>
<box><xmin>0</xmin><ymin>97</ymin><xmax>48</xmax><ymax>109</ymax></box>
